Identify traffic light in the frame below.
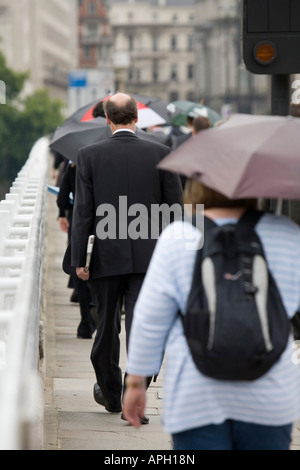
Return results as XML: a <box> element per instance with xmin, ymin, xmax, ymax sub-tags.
<box><xmin>243</xmin><ymin>0</ymin><xmax>300</xmax><ymax>74</ymax></box>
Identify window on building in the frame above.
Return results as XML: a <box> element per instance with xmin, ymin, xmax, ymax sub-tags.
<box><xmin>170</xmin><ymin>64</ymin><xmax>178</xmax><ymax>81</ymax></box>
<box><xmin>187</xmin><ymin>64</ymin><xmax>194</xmax><ymax>80</ymax></box>
<box><xmin>87</xmin><ymin>23</ymin><xmax>98</xmax><ymax>35</ymax></box>
<box><xmin>83</xmin><ymin>46</ymin><xmax>90</xmax><ymax>59</ymax></box>
<box><xmin>169</xmin><ymin>91</ymin><xmax>179</xmax><ymax>102</ymax></box>
<box><xmin>171</xmin><ymin>35</ymin><xmax>177</xmax><ymax>51</ymax></box>
<box><xmin>128</xmin><ymin>35</ymin><xmax>134</xmax><ymax>51</ymax></box>
<box><xmin>172</xmin><ymin>14</ymin><xmax>178</xmax><ymax>24</ymax></box>
<box><xmin>99</xmin><ymin>44</ymin><xmax>110</xmax><ymax>59</ymax></box>
<box><xmin>88</xmin><ymin>2</ymin><xmax>97</xmax><ymax>15</ymax></box>
<box><xmin>188</xmin><ymin>35</ymin><xmax>194</xmax><ymax>52</ymax></box>
<box><xmin>128</xmin><ymin>67</ymin><xmax>134</xmax><ymax>82</ymax></box>
<box><xmin>153</xmin><ymin>60</ymin><xmax>159</xmax><ymax>82</ymax></box>
<box><xmin>152</xmin><ymin>35</ymin><xmax>159</xmax><ymax>51</ymax></box>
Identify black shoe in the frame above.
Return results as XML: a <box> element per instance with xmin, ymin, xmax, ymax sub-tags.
<box><xmin>93</xmin><ymin>383</ymin><xmax>122</xmax><ymax>413</ymax></box>
<box><xmin>77</xmin><ymin>321</ymin><xmax>93</xmax><ymax>339</ymax></box>
<box><xmin>121</xmin><ymin>413</ymin><xmax>149</xmax><ymax>425</ymax></box>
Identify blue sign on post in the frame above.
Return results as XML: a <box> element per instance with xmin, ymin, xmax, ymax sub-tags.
<box><xmin>69</xmin><ymin>72</ymin><xmax>87</xmax><ymax>88</ymax></box>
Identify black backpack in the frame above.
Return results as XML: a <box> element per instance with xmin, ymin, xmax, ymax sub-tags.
<box><xmin>180</xmin><ymin>210</ymin><xmax>291</xmax><ymax>381</ymax></box>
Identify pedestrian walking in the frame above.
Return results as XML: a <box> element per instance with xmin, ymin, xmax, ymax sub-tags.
<box><xmin>123</xmin><ymin>180</ymin><xmax>300</xmax><ymax>450</ymax></box>
<box><xmin>57</xmin><ymin>162</ymin><xmax>97</xmax><ymax>339</ymax></box>
<box><xmin>179</xmin><ymin>115</ymin><xmax>211</xmax><ymax>190</ymax></box>
<box><xmin>70</xmin><ymin>92</ymin><xmax>183</xmax><ymax>421</ymax></box>
<box><xmin>191</xmin><ymin>115</ymin><xmax>211</xmax><ymax>135</ymax></box>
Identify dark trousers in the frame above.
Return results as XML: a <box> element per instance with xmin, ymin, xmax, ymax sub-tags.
<box><xmin>88</xmin><ymin>273</ymin><xmax>150</xmax><ymax>405</ymax></box>
<box><xmin>172</xmin><ymin>420</ymin><xmax>292</xmax><ymax>450</ymax></box>
<box><xmin>73</xmin><ymin>276</ymin><xmax>95</xmax><ymax>324</ymax></box>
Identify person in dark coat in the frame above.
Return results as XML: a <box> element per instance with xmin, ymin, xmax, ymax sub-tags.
<box><xmin>57</xmin><ymin>162</ymin><xmax>96</xmax><ymax>339</ymax></box>
<box><xmin>71</xmin><ymin>92</ymin><xmax>183</xmax><ymax>420</ymax></box>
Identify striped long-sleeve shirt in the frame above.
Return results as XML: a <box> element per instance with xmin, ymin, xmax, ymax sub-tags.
<box><xmin>127</xmin><ymin>213</ymin><xmax>300</xmax><ymax>434</ymax></box>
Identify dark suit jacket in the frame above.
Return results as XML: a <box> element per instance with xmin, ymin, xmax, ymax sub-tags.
<box><xmin>71</xmin><ymin>131</ymin><xmax>183</xmax><ymax>279</ymax></box>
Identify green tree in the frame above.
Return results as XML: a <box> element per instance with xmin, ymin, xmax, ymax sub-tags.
<box><xmin>0</xmin><ymin>52</ymin><xmax>28</xmax><ymax>100</ymax></box>
<box><xmin>0</xmin><ymin>51</ymin><xmax>65</xmax><ymax>199</ymax></box>
<box><xmin>19</xmin><ymin>89</ymin><xmax>64</xmax><ymax>157</ymax></box>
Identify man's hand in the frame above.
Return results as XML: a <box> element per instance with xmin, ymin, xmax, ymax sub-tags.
<box><xmin>59</xmin><ymin>217</ymin><xmax>69</xmax><ymax>234</ymax></box>
<box><xmin>122</xmin><ymin>375</ymin><xmax>146</xmax><ymax>429</ymax></box>
<box><xmin>76</xmin><ymin>267</ymin><xmax>90</xmax><ymax>281</ymax></box>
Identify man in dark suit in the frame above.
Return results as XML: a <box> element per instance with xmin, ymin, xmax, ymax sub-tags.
<box><xmin>71</xmin><ymin>93</ymin><xmax>182</xmax><ymax>422</ymax></box>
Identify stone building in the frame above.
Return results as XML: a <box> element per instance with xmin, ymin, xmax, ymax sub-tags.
<box><xmin>78</xmin><ymin>0</ymin><xmax>113</xmax><ymax>70</ymax></box>
<box><xmin>108</xmin><ymin>0</ymin><xmax>197</xmax><ymax>103</ymax></box>
<box><xmin>107</xmin><ymin>0</ymin><xmax>271</xmax><ymax>115</ymax></box>
<box><xmin>0</xmin><ymin>0</ymin><xmax>78</xmax><ymax>104</ymax></box>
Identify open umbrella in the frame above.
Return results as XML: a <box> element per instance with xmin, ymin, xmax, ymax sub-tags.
<box><xmin>167</xmin><ymin>100</ymin><xmax>222</xmax><ymax>128</ymax></box>
<box><xmin>49</xmin><ymin>115</ymin><xmax>107</xmax><ymax>162</ymax></box>
<box><xmin>49</xmin><ymin>93</ymin><xmax>170</xmax><ymax>162</ymax></box>
<box><xmin>78</xmin><ymin>93</ymin><xmax>170</xmax><ymax>129</ymax></box>
<box><xmin>157</xmin><ymin>113</ymin><xmax>300</xmax><ymax>200</ymax></box>
<box><xmin>49</xmin><ymin>115</ymin><xmax>161</xmax><ymax>164</ymax></box>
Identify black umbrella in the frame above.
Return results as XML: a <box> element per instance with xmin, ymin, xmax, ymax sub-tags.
<box><xmin>49</xmin><ymin>93</ymin><xmax>171</xmax><ymax>163</ymax></box>
<box><xmin>49</xmin><ymin>115</ymin><xmax>161</xmax><ymax>164</ymax></box>
<box><xmin>77</xmin><ymin>93</ymin><xmax>171</xmax><ymax>127</ymax></box>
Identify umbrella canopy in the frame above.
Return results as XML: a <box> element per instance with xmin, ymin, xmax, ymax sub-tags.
<box><xmin>49</xmin><ymin>115</ymin><xmax>107</xmax><ymax>162</ymax></box>
<box><xmin>49</xmin><ymin>93</ymin><xmax>171</xmax><ymax>162</ymax></box>
<box><xmin>49</xmin><ymin>116</ymin><xmax>161</xmax><ymax>164</ymax></box>
<box><xmin>78</xmin><ymin>93</ymin><xmax>170</xmax><ymax>129</ymax></box>
<box><xmin>167</xmin><ymin>100</ymin><xmax>222</xmax><ymax>128</ymax></box>
<box><xmin>157</xmin><ymin>113</ymin><xmax>300</xmax><ymax>200</ymax></box>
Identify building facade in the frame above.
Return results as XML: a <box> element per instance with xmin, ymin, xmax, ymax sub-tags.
<box><xmin>108</xmin><ymin>0</ymin><xmax>197</xmax><ymax>102</ymax></box>
<box><xmin>78</xmin><ymin>0</ymin><xmax>113</xmax><ymax>70</ymax></box>
<box><xmin>194</xmin><ymin>0</ymin><xmax>269</xmax><ymax>115</ymax></box>
<box><xmin>0</xmin><ymin>0</ymin><xmax>78</xmax><ymax>104</ymax></box>
<box><xmin>107</xmin><ymin>0</ymin><xmax>271</xmax><ymax>115</ymax></box>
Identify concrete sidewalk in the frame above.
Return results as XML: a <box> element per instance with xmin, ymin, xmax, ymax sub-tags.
<box><xmin>42</xmin><ymin>189</ymin><xmax>171</xmax><ymax>451</ymax></box>
<box><xmin>42</xmin><ymin>186</ymin><xmax>300</xmax><ymax>451</ymax></box>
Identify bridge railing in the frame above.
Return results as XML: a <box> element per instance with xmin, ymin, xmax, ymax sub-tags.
<box><xmin>0</xmin><ymin>137</ymin><xmax>49</xmax><ymax>450</ymax></box>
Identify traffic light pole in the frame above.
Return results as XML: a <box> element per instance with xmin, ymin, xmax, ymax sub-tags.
<box><xmin>271</xmin><ymin>74</ymin><xmax>291</xmax><ymax>116</ymax></box>
<box><xmin>270</xmin><ymin>74</ymin><xmax>291</xmax><ymax>217</ymax></box>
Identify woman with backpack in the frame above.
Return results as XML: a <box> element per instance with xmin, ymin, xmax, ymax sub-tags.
<box><xmin>122</xmin><ymin>180</ymin><xmax>300</xmax><ymax>450</ymax></box>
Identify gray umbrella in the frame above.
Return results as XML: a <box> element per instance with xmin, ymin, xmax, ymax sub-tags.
<box><xmin>158</xmin><ymin>113</ymin><xmax>300</xmax><ymax>200</ymax></box>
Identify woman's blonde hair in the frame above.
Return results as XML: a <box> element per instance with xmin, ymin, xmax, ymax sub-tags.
<box><xmin>183</xmin><ymin>179</ymin><xmax>257</xmax><ymax>211</ymax></box>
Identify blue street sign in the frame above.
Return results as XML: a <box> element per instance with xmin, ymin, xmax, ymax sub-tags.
<box><xmin>69</xmin><ymin>73</ymin><xmax>87</xmax><ymax>88</ymax></box>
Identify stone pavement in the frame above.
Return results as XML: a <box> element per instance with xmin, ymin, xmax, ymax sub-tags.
<box><xmin>42</xmin><ymin>184</ymin><xmax>171</xmax><ymax>451</ymax></box>
<box><xmin>41</xmin><ymin>177</ymin><xmax>300</xmax><ymax>451</ymax></box>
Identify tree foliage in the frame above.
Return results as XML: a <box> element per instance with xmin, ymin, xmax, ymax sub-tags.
<box><xmin>0</xmin><ymin>51</ymin><xmax>65</xmax><ymax>198</ymax></box>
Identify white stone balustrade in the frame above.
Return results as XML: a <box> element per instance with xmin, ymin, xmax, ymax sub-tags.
<box><xmin>0</xmin><ymin>136</ymin><xmax>49</xmax><ymax>450</ymax></box>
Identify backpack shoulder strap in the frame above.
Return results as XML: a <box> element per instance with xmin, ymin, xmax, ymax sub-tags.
<box><xmin>237</xmin><ymin>209</ymin><xmax>264</xmax><ymax>230</ymax></box>
<box><xmin>235</xmin><ymin>209</ymin><xmax>265</xmax><ymax>249</ymax></box>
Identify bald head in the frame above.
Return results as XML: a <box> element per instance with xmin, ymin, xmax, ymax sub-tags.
<box><xmin>110</xmin><ymin>93</ymin><xmax>132</xmax><ymax>107</ymax></box>
<box><xmin>104</xmin><ymin>93</ymin><xmax>138</xmax><ymax>127</ymax></box>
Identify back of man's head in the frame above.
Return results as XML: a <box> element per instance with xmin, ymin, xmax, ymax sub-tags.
<box><xmin>104</xmin><ymin>93</ymin><xmax>138</xmax><ymax>125</ymax></box>
<box><xmin>192</xmin><ymin>116</ymin><xmax>211</xmax><ymax>134</ymax></box>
